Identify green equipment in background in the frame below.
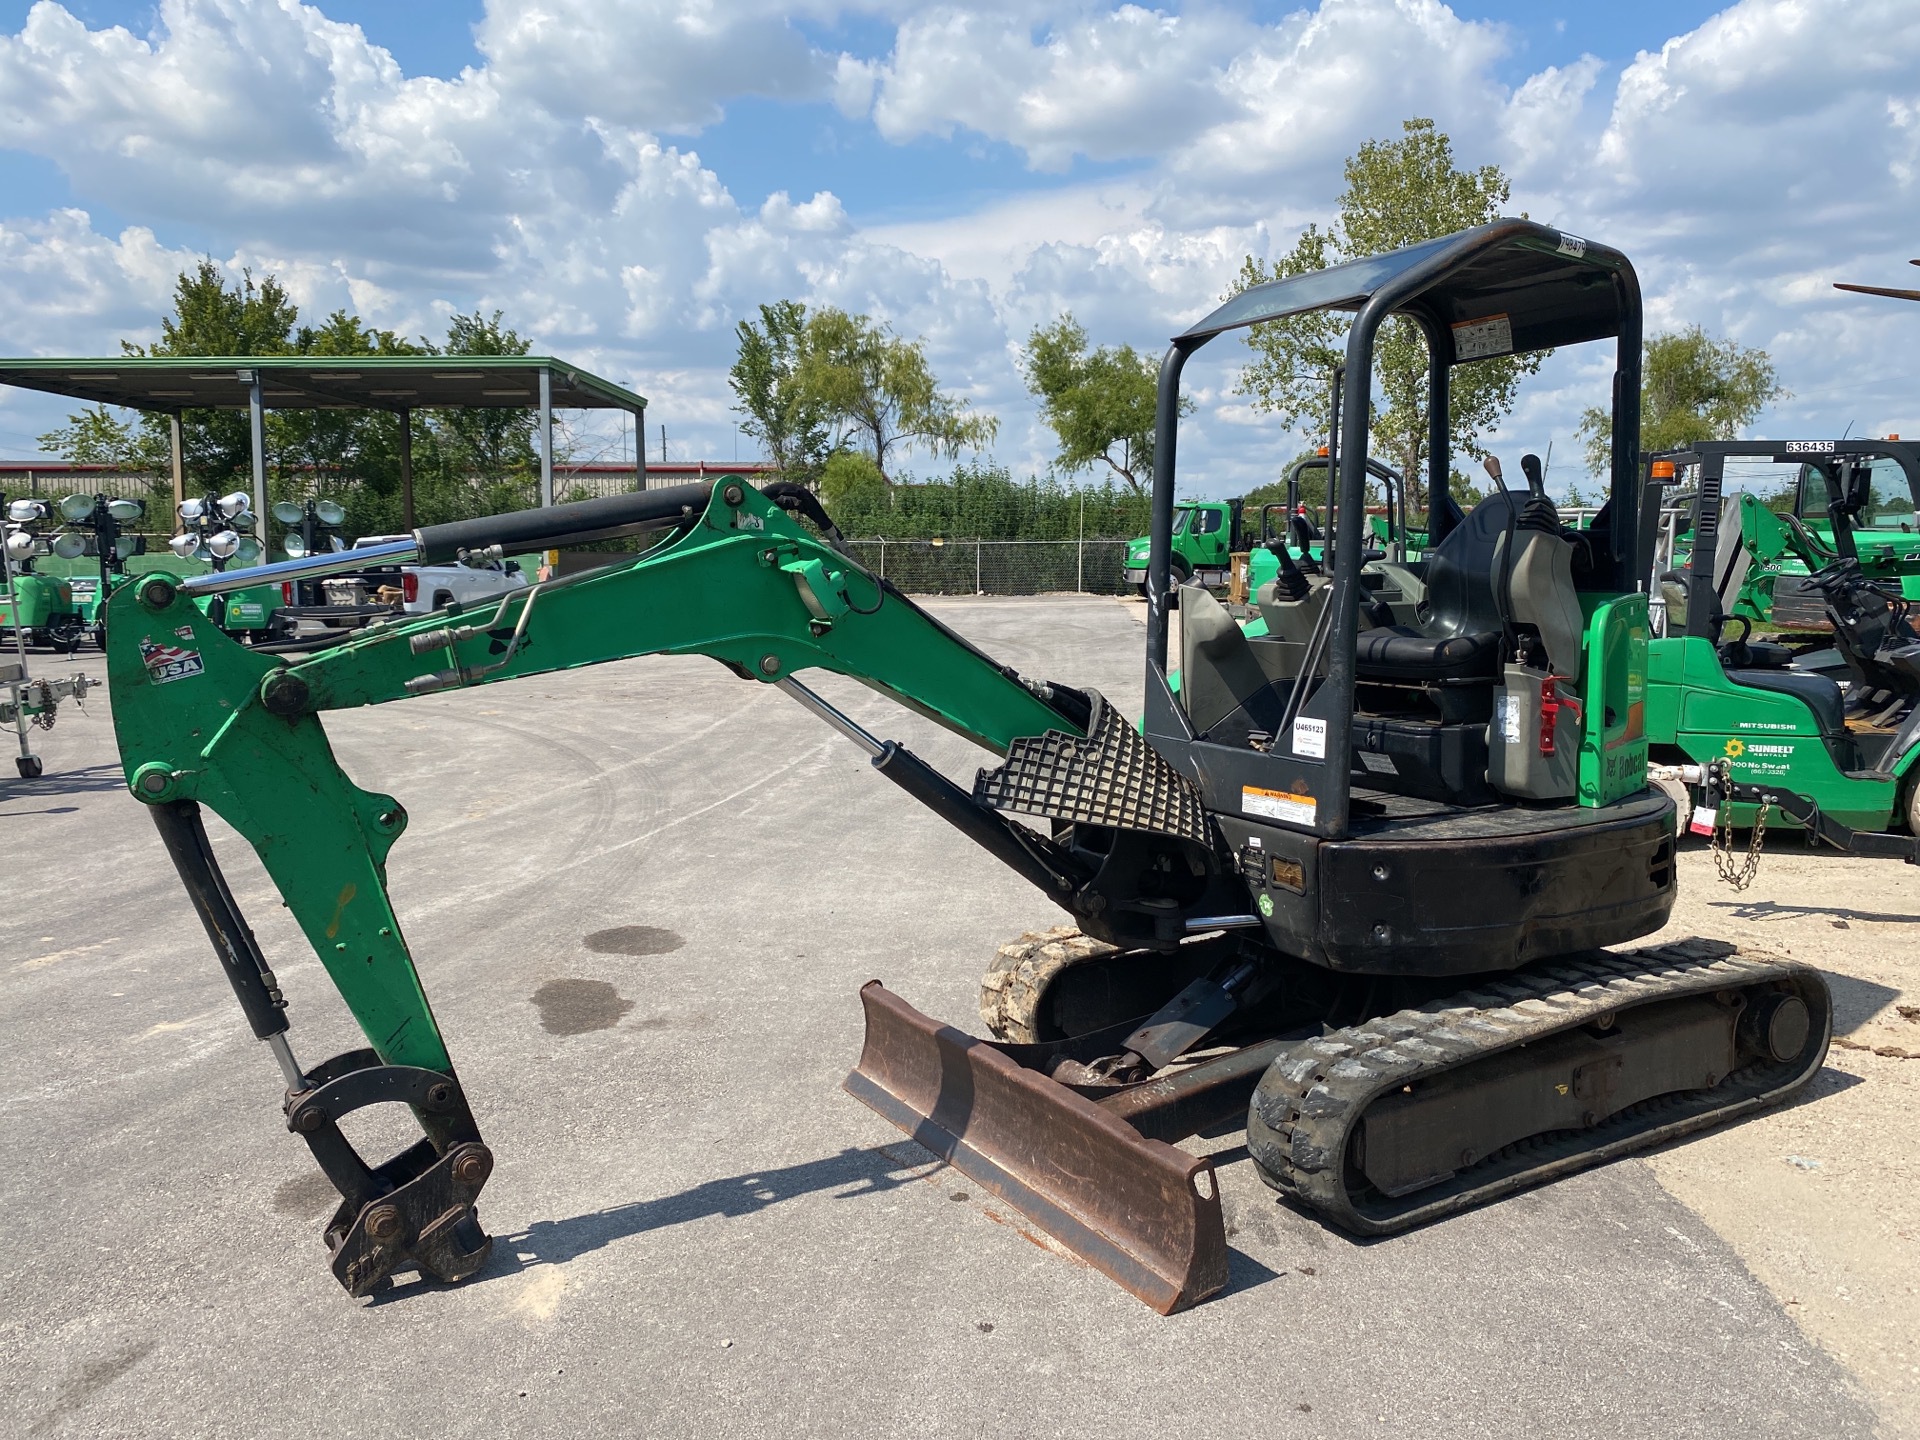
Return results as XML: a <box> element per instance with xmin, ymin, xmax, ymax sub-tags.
<box><xmin>1658</xmin><ymin>440</ymin><xmax>1920</xmax><ymax>630</ymax></box>
<box><xmin>1643</xmin><ymin>443</ymin><xmax>1920</xmax><ymax>859</ymax></box>
<box><xmin>1</xmin><ymin>497</ymin><xmax>88</xmax><ymax>650</ymax></box>
<box><xmin>1121</xmin><ymin>493</ymin><xmax>1246</xmax><ymax>592</ymax></box>
<box><xmin>0</xmin><ymin>505</ymin><xmax>95</xmax><ymax>774</ymax></box>
<box><xmin>164</xmin><ymin>492</ymin><xmax>283</xmax><ymax>639</ymax></box>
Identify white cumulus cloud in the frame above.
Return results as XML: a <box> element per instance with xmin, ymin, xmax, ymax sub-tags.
<box><xmin>0</xmin><ymin>0</ymin><xmax>1913</xmax><ymax>489</ymax></box>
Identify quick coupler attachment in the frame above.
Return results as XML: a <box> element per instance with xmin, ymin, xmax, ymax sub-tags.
<box><xmin>283</xmin><ymin>1048</ymin><xmax>494</xmax><ymax>1296</ymax></box>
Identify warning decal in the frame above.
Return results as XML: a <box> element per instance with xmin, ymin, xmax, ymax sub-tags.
<box><xmin>1452</xmin><ymin>313</ymin><xmax>1513</xmax><ymax>361</ymax></box>
<box><xmin>1243</xmin><ymin>785</ymin><xmax>1317</xmax><ymax>827</ymax></box>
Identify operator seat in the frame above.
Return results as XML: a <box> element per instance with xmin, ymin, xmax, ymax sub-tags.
<box><xmin>1724</xmin><ymin>667</ymin><xmax>1847</xmax><ymax>737</ymax></box>
<box><xmin>1354</xmin><ymin>493</ymin><xmax>1515</xmax><ymax>682</ymax></box>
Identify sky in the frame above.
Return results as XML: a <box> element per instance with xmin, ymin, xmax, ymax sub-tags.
<box><xmin>0</xmin><ymin>0</ymin><xmax>1914</xmax><ymax>500</ymax></box>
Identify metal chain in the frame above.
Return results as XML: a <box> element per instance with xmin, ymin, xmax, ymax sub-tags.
<box><xmin>1711</xmin><ymin>795</ymin><xmax>1768</xmax><ymax>890</ymax></box>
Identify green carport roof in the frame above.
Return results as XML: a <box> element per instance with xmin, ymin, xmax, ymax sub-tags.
<box><xmin>0</xmin><ymin>355</ymin><xmax>646</xmax><ymax>412</ymax></box>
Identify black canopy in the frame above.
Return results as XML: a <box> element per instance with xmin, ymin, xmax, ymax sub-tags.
<box><xmin>1180</xmin><ymin>219</ymin><xmax>1633</xmax><ymax>361</ymax></box>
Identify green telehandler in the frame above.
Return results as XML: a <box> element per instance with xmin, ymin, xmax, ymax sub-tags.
<box><xmin>106</xmin><ymin>221</ymin><xmax>1828</xmax><ymax>1313</ymax></box>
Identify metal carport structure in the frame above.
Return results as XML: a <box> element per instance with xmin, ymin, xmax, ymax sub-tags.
<box><xmin>0</xmin><ymin>356</ymin><xmax>649</xmax><ymax>537</ymax></box>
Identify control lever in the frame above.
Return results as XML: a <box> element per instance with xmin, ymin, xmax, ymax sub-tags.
<box><xmin>1520</xmin><ymin>453</ymin><xmax>1546</xmax><ymax>496</ymax></box>
<box><xmin>1484</xmin><ymin>454</ymin><xmax>1519</xmax><ymax>526</ymax></box>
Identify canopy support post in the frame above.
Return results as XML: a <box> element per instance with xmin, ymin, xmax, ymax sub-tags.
<box><xmin>247</xmin><ymin>373</ymin><xmax>267</xmax><ymax>541</ymax></box>
<box><xmin>399</xmin><ymin>407</ymin><xmax>415</xmax><ymax>532</ymax></box>
<box><xmin>538</xmin><ymin>367</ymin><xmax>553</xmax><ymax>508</ymax></box>
<box><xmin>169</xmin><ymin>413</ymin><xmax>185</xmax><ymax>510</ymax></box>
<box><xmin>634</xmin><ymin>402</ymin><xmax>647</xmax><ymax>491</ymax></box>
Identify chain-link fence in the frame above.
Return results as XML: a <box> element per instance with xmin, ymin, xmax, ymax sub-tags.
<box><xmin>844</xmin><ymin>538</ymin><xmax>1135</xmax><ymax>596</ymax></box>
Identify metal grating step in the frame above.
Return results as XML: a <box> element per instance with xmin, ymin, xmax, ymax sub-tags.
<box><xmin>974</xmin><ymin>691</ymin><xmax>1212</xmax><ymax>846</ymax></box>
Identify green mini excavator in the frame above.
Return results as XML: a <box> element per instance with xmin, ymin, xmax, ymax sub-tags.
<box><xmin>105</xmin><ymin>221</ymin><xmax>1829</xmax><ymax>1313</ymax></box>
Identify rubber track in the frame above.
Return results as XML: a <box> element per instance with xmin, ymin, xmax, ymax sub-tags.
<box><xmin>1247</xmin><ymin>938</ymin><xmax>1832</xmax><ymax>1235</ymax></box>
<box><xmin>979</xmin><ymin>927</ymin><xmax>1118</xmax><ymax>1042</ymax></box>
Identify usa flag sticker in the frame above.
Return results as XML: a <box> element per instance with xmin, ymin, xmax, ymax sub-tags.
<box><xmin>140</xmin><ymin>630</ymin><xmax>206</xmax><ymax>685</ymax></box>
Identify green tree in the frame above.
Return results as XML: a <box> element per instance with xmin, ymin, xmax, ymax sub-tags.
<box><xmin>428</xmin><ymin>310</ymin><xmax>540</xmax><ymax>483</ymax></box>
<box><xmin>40</xmin><ymin>261</ymin><xmax>305</xmax><ymax>491</ymax></box>
<box><xmin>1233</xmin><ymin>118</ymin><xmax>1542</xmax><ymax>511</ymax></box>
<box><xmin>729</xmin><ymin>300</ymin><xmax>833</xmax><ymax>486</ymax></box>
<box><xmin>36</xmin><ymin>404</ymin><xmax>169</xmax><ymax>476</ymax></box>
<box><xmin>798</xmin><ymin>307</ymin><xmax>998</xmax><ymax>482</ymax></box>
<box><xmin>819</xmin><ymin>448</ymin><xmax>888</xmax><ymax>514</ymax></box>
<box><xmin>144</xmin><ymin>260</ymin><xmax>304</xmax><ymax>483</ymax></box>
<box><xmin>1577</xmin><ymin>325</ymin><xmax>1786</xmax><ymax>474</ymax></box>
<box><xmin>1020</xmin><ymin>314</ymin><xmax>1179</xmax><ymax>494</ymax></box>
<box><xmin>37</xmin><ymin>261</ymin><xmax>554</xmax><ymax>537</ymax></box>
<box><xmin>270</xmin><ymin>308</ymin><xmax>424</xmax><ymax>502</ymax></box>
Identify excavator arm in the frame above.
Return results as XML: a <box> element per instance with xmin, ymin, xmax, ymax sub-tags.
<box><xmin>106</xmin><ymin>479</ymin><xmax>1098</xmax><ymax>1295</ymax></box>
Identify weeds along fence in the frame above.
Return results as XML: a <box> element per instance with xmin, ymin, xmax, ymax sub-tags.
<box><xmin>845</xmin><ymin>538</ymin><xmax>1135</xmax><ymax>596</ymax></box>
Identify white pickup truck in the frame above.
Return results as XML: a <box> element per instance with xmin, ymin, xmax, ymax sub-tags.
<box><xmin>270</xmin><ymin>537</ymin><xmax>531</xmax><ymax>641</ymax></box>
<box><xmin>321</xmin><ymin>535</ymin><xmax>530</xmax><ymax>614</ymax></box>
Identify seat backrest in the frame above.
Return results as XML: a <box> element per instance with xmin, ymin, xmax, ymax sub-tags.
<box><xmin>1710</xmin><ymin>495</ymin><xmax>1751</xmax><ymax>613</ymax></box>
<box><xmin>1417</xmin><ymin>492</ymin><xmax>1514</xmax><ymax>639</ymax></box>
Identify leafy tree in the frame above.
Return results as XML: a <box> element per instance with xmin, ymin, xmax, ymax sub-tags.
<box><xmin>729</xmin><ymin>300</ymin><xmax>833</xmax><ymax>486</ymax></box>
<box><xmin>428</xmin><ymin>310</ymin><xmax>540</xmax><ymax>484</ymax></box>
<box><xmin>270</xmin><ymin>308</ymin><xmax>424</xmax><ymax>502</ymax></box>
<box><xmin>798</xmin><ymin>307</ymin><xmax>997</xmax><ymax>482</ymax></box>
<box><xmin>36</xmin><ymin>404</ymin><xmax>169</xmax><ymax>477</ymax></box>
<box><xmin>1577</xmin><ymin>325</ymin><xmax>1786</xmax><ymax>474</ymax></box>
<box><xmin>820</xmin><ymin>448</ymin><xmax>888</xmax><ymax>514</ymax></box>
<box><xmin>40</xmin><ymin>261</ymin><xmax>305</xmax><ymax>491</ymax></box>
<box><xmin>1020</xmin><ymin>314</ymin><xmax>1181</xmax><ymax>494</ymax></box>
<box><xmin>1233</xmin><ymin>118</ymin><xmax>1542</xmax><ymax>511</ymax></box>
<box><xmin>38</xmin><ymin>260</ymin><xmax>555</xmax><ymax>537</ymax></box>
<box><xmin>144</xmin><ymin>260</ymin><xmax>304</xmax><ymax>483</ymax></box>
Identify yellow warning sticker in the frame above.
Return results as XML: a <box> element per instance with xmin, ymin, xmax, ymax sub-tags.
<box><xmin>1242</xmin><ymin>785</ymin><xmax>1317</xmax><ymax>827</ymax></box>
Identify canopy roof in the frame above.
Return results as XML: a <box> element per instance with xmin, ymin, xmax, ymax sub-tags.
<box><xmin>1179</xmin><ymin>219</ymin><xmax>1634</xmax><ymax>360</ymax></box>
<box><xmin>0</xmin><ymin>356</ymin><xmax>646</xmax><ymax>413</ymax></box>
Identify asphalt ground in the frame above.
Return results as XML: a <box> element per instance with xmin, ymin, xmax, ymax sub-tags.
<box><xmin>0</xmin><ymin>596</ymin><xmax>1885</xmax><ymax>1438</ymax></box>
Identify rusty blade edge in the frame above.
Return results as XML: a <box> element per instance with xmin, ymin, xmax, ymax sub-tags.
<box><xmin>844</xmin><ymin>981</ymin><xmax>1230</xmax><ymax>1315</ymax></box>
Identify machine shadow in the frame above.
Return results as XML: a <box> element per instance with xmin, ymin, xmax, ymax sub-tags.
<box><xmin>0</xmin><ymin>762</ymin><xmax>129</xmax><ymax>798</ymax></box>
<box><xmin>388</xmin><ymin>1137</ymin><xmax>1286</xmax><ymax>1306</ymax></box>
<box><xmin>1709</xmin><ymin>896</ymin><xmax>1920</xmax><ymax>925</ymax></box>
<box><xmin>1818</xmin><ymin>972</ymin><xmax>1904</xmax><ymax>1035</ymax></box>
<box><xmin>451</xmin><ymin>1144</ymin><xmax>941</xmax><ymax>1290</ymax></box>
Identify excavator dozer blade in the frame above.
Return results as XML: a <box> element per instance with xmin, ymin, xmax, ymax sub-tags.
<box><xmin>844</xmin><ymin>981</ymin><xmax>1230</xmax><ymax>1314</ymax></box>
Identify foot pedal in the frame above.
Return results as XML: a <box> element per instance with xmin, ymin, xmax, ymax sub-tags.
<box><xmin>284</xmin><ymin>1049</ymin><xmax>494</xmax><ymax>1296</ymax></box>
